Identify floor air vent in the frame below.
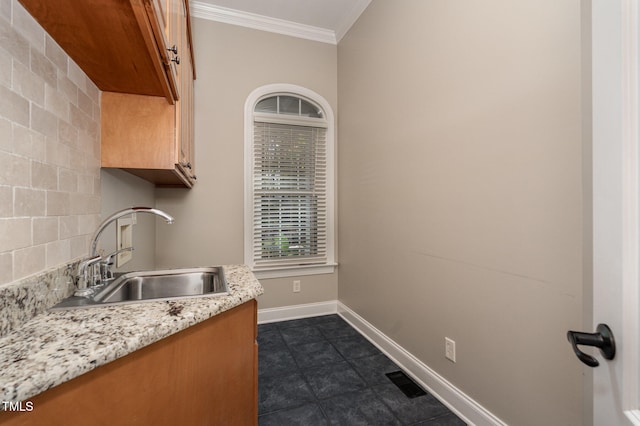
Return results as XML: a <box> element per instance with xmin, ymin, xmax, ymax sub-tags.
<box><xmin>385</xmin><ymin>371</ymin><xmax>427</xmax><ymax>399</ymax></box>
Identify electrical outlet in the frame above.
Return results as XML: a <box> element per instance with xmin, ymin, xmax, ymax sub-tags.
<box><xmin>445</xmin><ymin>337</ymin><xmax>456</xmax><ymax>363</ymax></box>
<box><xmin>116</xmin><ymin>218</ymin><xmax>133</xmax><ymax>267</ymax></box>
<box><xmin>293</xmin><ymin>280</ymin><xmax>301</xmax><ymax>293</ymax></box>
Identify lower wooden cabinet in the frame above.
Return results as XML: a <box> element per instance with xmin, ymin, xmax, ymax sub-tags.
<box><xmin>1</xmin><ymin>300</ymin><xmax>258</xmax><ymax>426</ymax></box>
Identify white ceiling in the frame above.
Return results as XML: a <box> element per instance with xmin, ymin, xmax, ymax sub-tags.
<box><xmin>190</xmin><ymin>0</ymin><xmax>371</xmax><ymax>44</ymax></box>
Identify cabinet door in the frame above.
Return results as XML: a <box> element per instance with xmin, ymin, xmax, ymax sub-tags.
<box><xmin>167</xmin><ymin>0</ymin><xmax>182</xmax><ymax>94</ymax></box>
<box><xmin>149</xmin><ymin>0</ymin><xmax>169</xmax><ymax>49</ymax></box>
<box><xmin>178</xmin><ymin>57</ymin><xmax>194</xmax><ymax>179</ymax></box>
<box><xmin>176</xmin><ymin>0</ymin><xmax>195</xmax><ymax>180</ymax></box>
<box><xmin>146</xmin><ymin>0</ymin><xmax>180</xmax><ymax>101</ymax></box>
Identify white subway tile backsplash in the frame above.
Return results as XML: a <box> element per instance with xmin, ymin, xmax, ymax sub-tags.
<box><xmin>57</xmin><ymin>74</ymin><xmax>77</xmax><ymax>106</ymax></box>
<box><xmin>31</xmin><ymin>160</ymin><xmax>57</xmax><ymax>190</ymax></box>
<box><xmin>0</xmin><ymin>15</ymin><xmax>30</xmax><ymax>67</ymax></box>
<box><xmin>31</xmin><ymin>103</ymin><xmax>58</xmax><ymax>137</ymax></box>
<box><xmin>59</xmin><ymin>215</ymin><xmax>78</xmax><ymax>240</ymax></box>
<box><xmin>69</xmin><ymin>103</ymin><xmax>96</xmax><ymax>137</ymax></box>
<box><xmin>69</xmin><ymin>192</ymin><xmax>99</xmax><ymax>215</ymax></box>
<box><xmin>86</xmin><ymin>81</ymin><xmax>100</xmax><ymax>105</ymax></box>
<box><xmin>45</xmin><ymin>84</ymin><xmax>69</xmax><ymax>121</ymax></box>
<box><xmin>14</xmin><ymin>245</ymin><xmax>45</xmax><ymax>278</ymax></box>
<box><xmin>0</xmin><ymin>218</ymin><xmax>31</xmax><ymax>252</ymax></box>
<box><xmin>77</xmin><ymin>214</ymin><xmax>99</xmax><ymax>236</ymax></box>
<box><xmin>14</xmin><ymin>124</ymin><xmax>45</xmax><ymax>162</ymax></box>
<box><xmin>33</xmin><ymin>216</ymin><xmax>58</xmax><ymax>245</ymax></box>
<box><xmin>0</xmin><ymin>117</ymin><xmax>11</xmax><ymax>152</ymax></box>
<box><xmin>0</xmin><ymin>186</ymin><xmax>12</xmax><ymax>217</ymax></box>
<box><xmin>0</xmin><ymin>252</ymin><xmax>12</xmax><ymax>285</ymax></box>
<box><xmin>0</xmin><ymin>85</ymin><xmax>29</xmax><ymax>126</ymax></box>
<box><xmin>67</xmin><ymin>60</ymin><xmax>86</xmax><ymax>94</ymax></box>
<box><xmin>69</xmin><ymin>235</ymin><xmax>88</xmax><ymax>260</ymax></box>
<box><xmin>12</xmin><ymin>1</ymin><xmax>44</xmax><ymax>52</ymax></box>
<box><xmin>77</xmin><ymin>173</ymin><xmax>95</xmax><ymax>194</ymax></box>
<box><xmin>44</xmin><ymin>36</ymin><xmax>67</xmax><ymax>73</ymax></box>
<box><xmin>86</xmin><ymin>132</ymin><xmax>100</xmax><ymax>158</ymax></box>
<box><xmin>0</xmin><ymin>1</ymin><xmax>100</xmax><ymax>286</ymax></box>
<box><xmin>78</xmin><ymin>90</ymin><xmax>92</xmax><ymax>117</ymax></box>
<box><xmin>75</xmin><ymin>149</ymin><xmax>99</xmax><ymax>176</ymax></box>
<box><xmin>30</xmin><ymin>48</ymin><xmax>57</xmax><ymax>89</ymax></box>
<box><xmin>58</xmin><ymin>119</ymin><xmax>78</xmax><ymax>148</ymax></box>
<box><xmin>46</xmin><ymin>191</ymin><xmax>70</xmax><ymax>216</ymax></box>
<box><xmin>0</xmin><ymin>1</ymin><xmax>10</xmax><ymax>23</ymax></box>
<box><xmin>45</xmin><ymin>239</ymin><xmax>70</xmax><ymax>268</ymax></box>
<box><xmin>0</xmin><ymin>151</ymin><xmax>30</xmax><ymax>187</ymax></box>
<box><xmin>0</xmin><ymin>48</ymin><xmax>11</xmax><ymax>88</ymax></box>
<box><xmin>13</xmin><ymin>59</ymin><xmax>45</xmax><ymax>106</ymax></box>
<box><xmin>45</xmin><ymin>139</ymin><xmax>70</xmax><ymax>168</ymax></box>
<box><xmin>14</xmin><ymin>187</ymin><xmax>45</xmax><ymax>217</ymax></box>
<box><xmin>58</xmin><ymin>168</ymin><xmax>77</xmax><ymax>192</ymax></box>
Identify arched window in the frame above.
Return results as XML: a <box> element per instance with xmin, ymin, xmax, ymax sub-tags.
<box><xmin>244</xmin><ymin>85</ymin><xmax>336</xmax><ymax>278</ymax></box>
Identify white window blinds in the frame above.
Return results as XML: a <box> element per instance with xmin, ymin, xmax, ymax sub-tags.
<box><xmin>252</xmin><ymin>121</ymin><xmax>328</xmax><ymax>269</ymax></box>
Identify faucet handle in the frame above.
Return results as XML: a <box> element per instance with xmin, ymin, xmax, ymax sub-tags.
<box><xmin>101</xmin><ymin>247</ymin><xmax>134</xmax><ymax>283</ymax></box>
<box><xmin>103</xmin><ymin>247</ymin><xmax>134</xmax><ymax>266</ymax></box>
<box><xmin>77</xmin><ymin>254</ymin><xmax>102</xmax><ymax>273</ymax></box>
<box><xmin>74</xmin><ymin>255</ymin><xmax>102</xmax><ymax>297</ymax></box>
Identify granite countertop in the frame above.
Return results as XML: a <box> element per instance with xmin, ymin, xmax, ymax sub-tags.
<box><xmin>0</xmin><ymin>265</ymin><xmax>263</xmax><ymax>404</ymax></box>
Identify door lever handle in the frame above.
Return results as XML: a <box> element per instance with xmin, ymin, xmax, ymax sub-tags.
<box><xmin>566</xmin><ymin>323</ymin><xmax>616</xmax><ymax>367</ymax></box>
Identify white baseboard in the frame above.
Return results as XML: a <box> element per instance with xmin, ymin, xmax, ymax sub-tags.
<box><xmin>337</xmin><ymin>301</ymin><xmax>506</xmax><ymax>426</ymax></box>
<box><xmin>257</xmin><ymin>300</ymin><xmax>506</xmax><ymax>426</ymax></box>
<box><xmin>257</xmin><ymin>300</ymin><xmax>338</xmax><ymax>324</ymax></box>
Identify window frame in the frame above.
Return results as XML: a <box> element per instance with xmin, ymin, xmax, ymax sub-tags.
<box><xmin>244</xmin><ymin>84</ymin><xmax>336</xmax><ymax>279</ymax></box>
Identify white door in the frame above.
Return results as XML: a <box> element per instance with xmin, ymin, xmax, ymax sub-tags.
<box><xmin>590</xmin><ymin>0</ymin><xmax>640</xmax><ymax>424</ymax></box>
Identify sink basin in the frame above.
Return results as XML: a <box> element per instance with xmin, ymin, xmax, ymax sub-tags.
<box><xmin>51</xmin><ymin>267</ymin><xmax>228</xmax><ymax>310</ymax></box>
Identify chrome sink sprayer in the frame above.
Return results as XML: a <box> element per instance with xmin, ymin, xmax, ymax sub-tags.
<box><xmin>74</xmin><ymin>207</ymin><xmax>174</xmax><ymax>297</ymax></box>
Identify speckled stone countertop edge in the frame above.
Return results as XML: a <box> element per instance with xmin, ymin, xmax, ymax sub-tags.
<box><xmin>0</xmin><ymin>264</ymin><xmax>264</xmax><ymax>404</ymax></box>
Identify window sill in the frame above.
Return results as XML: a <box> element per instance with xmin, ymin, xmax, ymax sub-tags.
<box><xmin>252</xmin><ymin>263</ymin><xmax>337</xmax><ymax>280</ymax></box>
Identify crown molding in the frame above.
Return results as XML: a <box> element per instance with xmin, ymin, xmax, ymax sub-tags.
<box><xmin>190</xmin><ymin>1</ymin><xmax>337</xmax><ymax>44</ymax></box>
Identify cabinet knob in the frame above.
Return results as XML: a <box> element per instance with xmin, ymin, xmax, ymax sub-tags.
<box><xmin>167</xmin><ymin>45</ymin><xmax>180</xmax><ymax>65</ymax></box>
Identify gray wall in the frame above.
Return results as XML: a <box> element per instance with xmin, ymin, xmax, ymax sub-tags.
<box><xmin>337</xmin><ymin>1</ymin><xmax>584</xmax><ymax>425</ymax></box>
<box><xmin>154</xmin><ymin>19</ymin><xmax>339</xmax><ymax>308</ymax></box>
<box><xmin>99</xmin><ymin>169</ymin><xmax>157</xmax><ymax>272</ymax></box>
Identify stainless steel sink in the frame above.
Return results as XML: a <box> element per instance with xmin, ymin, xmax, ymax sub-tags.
<box><xmin>51</xmin><ymin>267</ymin><xmax>228</xmax><ymax>310</ymax></box>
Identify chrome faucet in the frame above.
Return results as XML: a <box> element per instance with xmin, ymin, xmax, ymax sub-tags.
<box><xmin>74</xmin><ymin>207</ymin><xmax>174</xmax><ymax>297</ymax></box>
<box><xmin>100</xmin><ymin>247</ymin><xmax>135</xmax><ymax>283</ymax></box>
<box><xmin>74</xmin><ymin>255</ymin><xmax>102</xmax><ymax>297</ymax></box>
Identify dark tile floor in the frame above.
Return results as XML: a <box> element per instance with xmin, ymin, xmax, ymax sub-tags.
<box><xmin>258</xmin><ymin>314</ymin><xmax>467</xmax><ymax>425</ymax></box>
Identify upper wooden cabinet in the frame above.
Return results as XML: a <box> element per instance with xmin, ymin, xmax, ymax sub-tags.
<box><xmin>102</xmin><ymin>0</ymin><xmax>196</xmax><ymax>187</ymax></box>
<box><xmin>19</xmin><ymin>0</ymin><xmax>184</xmax><ymax>102</ymax></box>
<box><xmin>20</xmin><ymin>0</ymin><xmax>197</xmax><ymax>187</ymax></box>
